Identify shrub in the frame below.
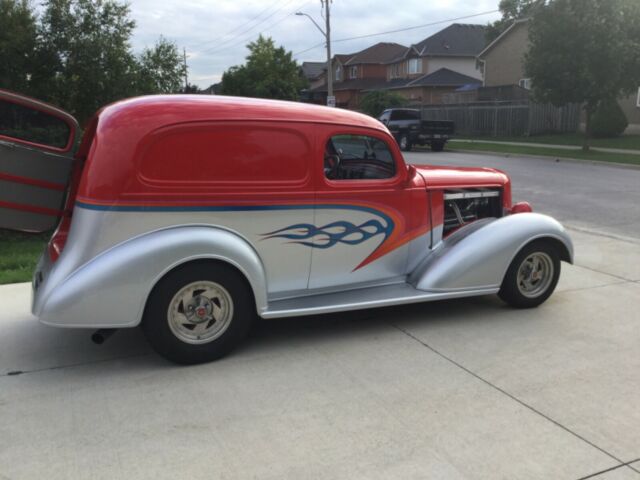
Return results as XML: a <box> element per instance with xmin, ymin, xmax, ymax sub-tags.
<box><xmin>591</xmin><ymin>100</ymin><xmax>628</xmax><ymax>138</ymax></box>
<box><xmin>360</xmin><ymin>91</ymin><xmax>407</xmax><ymax>117</ymax></box>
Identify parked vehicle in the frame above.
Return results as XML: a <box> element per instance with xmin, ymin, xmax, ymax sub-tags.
<box><xmin>0</xmin><ymin>90</ymin><xmax>573</xmax><ymax>364</ymax></box>
<box><xmin>379</xmin><ymin>108</ymin><xmax>454</xmax><ymax>152</ymax></box>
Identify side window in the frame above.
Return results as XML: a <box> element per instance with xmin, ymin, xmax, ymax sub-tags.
<box><xmin>324</xmin><ymin>134</ymin><xmax>396</xmax><ymax>181</ymax></box>
<box><xmin>0</xmin><ymin>98</ymin><xmax>71</xmax><ymax>150</ymax></box>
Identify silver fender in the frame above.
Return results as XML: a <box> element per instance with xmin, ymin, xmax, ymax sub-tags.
<box><xmin>35</xmin><ymin>226</ymin><xmax>268</xmax><ymax>328</ymax></box>
<box><xmin>409</xmin><ymin>213</ymin><xmax>573</xmax><ymax>292</ymax></box>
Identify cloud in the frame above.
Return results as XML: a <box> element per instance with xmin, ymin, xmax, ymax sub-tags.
<box><xmin>128</xmin><ymin>0</ymin><xmax>501</xmax><ymax>89</ymax></box>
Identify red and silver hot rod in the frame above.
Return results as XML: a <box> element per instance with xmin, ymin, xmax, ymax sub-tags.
<box><xmin>0</xmin><ymin>91</ymin><xmax>573</xmax><ymax>363</ymax></box>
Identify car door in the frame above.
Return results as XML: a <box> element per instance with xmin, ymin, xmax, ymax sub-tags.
<box><xmin>0</xmin><ymin>90</ymin><xmax>79</xmax><ymax>233</ymax></box>
<box><xmin>308</xmin><ymin>127</ymin><xmax>415</xmax><ymax>290</ymax></box>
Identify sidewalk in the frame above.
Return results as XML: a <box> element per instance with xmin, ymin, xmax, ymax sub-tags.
<box><xmin>453</xmin><ymin>138</ymin><xmax>640</xmax><ymax>155</ymax></box>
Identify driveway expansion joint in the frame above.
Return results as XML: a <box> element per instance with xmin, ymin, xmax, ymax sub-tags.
<box><xmin>576</xmin><ymin>458</ymin><xmax>640</xmax><ymax>479</ymax></box>
<box><xmin>0</xmin><ymin>352</ymin><xmax>152</xmax><ymax>378</ymax></box>
<box><xmin>389</xmin><ymin>322</ymin><xmax>628</xmax><ymax>468</ymax></box>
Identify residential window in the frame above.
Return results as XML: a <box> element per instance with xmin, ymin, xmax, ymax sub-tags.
<box><xmin>335</xmin><ymin>65</ymin><xmax>341</xmax><ymax>82</ymax></box>
<box><xmin>519</xmin><ymin>78</ymin><xmax>532</xmax><ymax>90</ymax></box>
<box><xmin>389</xmin><ymin>63</ymin><xmax>400</xmax><ymax>79</ymax></box>
<box><xmin>324</xmin><ymin>135</ymin><xmax>395</xmax><ymax>180</ymax></box>
<box><xmin>408</xmin><ymin>58</ymin><xmax>421</xmax><ymax>74</ymax></box>
<box><xmin>349</xmin><ymin>66</ymin><xmax>358</xmax><ymax>79</ymax></box>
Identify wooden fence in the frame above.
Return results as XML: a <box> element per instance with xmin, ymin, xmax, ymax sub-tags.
<box><xmin>418</xmin><ymin>102</ymin><xmax>580</xmax><ymax>136</ymax></box>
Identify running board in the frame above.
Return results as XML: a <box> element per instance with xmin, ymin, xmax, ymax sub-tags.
<box><xmin>261</xmin><ymin>283</ymin><xmax>499</xmax><ymax>319</ymax></box>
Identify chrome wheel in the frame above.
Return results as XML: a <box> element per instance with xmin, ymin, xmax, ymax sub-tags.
<box><xmin>167</xmin><ymin>281</ymin><xmax>234</xmax><ymax>345</ymax></box>
<box><xmin>516</xmin><ymin>252</ymin><xmax>554</xmax><ymax>298</ymax></box>
<box><xmin>399</xmin><ymin>135</ymin><xmax>408</xmax><ymax>150</ymax></box>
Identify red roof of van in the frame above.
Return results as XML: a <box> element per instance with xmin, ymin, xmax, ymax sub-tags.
<box><xmin>97</xmin><ymin>94</ymin><xmax>386</xmax><ymax>131</ymax></box>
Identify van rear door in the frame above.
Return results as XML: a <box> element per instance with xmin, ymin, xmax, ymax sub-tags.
<box><xmin>0</xmin><ymin>90</ymin><xmax>79</xmax><ymax>233</ymax></box>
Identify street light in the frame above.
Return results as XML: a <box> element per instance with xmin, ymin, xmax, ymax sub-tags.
<box><xmin>296</xmin><ymin>7</ymin><xmax>333</xmax><ymax>107</ymax></box>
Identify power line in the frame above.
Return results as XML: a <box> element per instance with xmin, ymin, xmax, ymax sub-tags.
<box><xmin>198</xmin><ymin>0</ymin><xmax>307</xmax><ymax>55</ymax></box>
<box><xmin>188</xmin><ymin>1</ymin><xmax>286</xmax><ymax>49</ymax></box>
<box><xmin>293</xmin><ymin>9</ymin><xmax>500</xmax><ymax>56</ymax></box>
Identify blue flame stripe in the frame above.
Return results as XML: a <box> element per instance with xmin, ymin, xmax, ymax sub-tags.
<box><xmin>76</xmin><ymin>202</ymin><xmax>396</xmax><ymax>250</ymax></box>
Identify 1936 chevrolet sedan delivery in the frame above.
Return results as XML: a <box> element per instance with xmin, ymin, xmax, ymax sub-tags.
<box><xmin>0</xmin><ymin>90</ymin><xmax>573</xmax><ymax>364</ymax></box>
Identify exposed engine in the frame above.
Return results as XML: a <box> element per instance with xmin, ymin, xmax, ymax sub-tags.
<box><xmin>443</xmin><ymin>189</ymin><xmax>502</xmax><ymax>235</ymax></box>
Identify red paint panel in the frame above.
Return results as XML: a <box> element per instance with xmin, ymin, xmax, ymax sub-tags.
<box><xmin>0</xmin><ymin>200</ymin><xmax>63</xmax><ymax>217</ymax></box>
<box><xmin>0</xmin><ymin>172</ymin><xmax>66</xmax><ymax>191</ymax></box>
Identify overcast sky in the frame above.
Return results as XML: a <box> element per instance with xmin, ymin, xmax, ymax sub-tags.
<box><xmin>127</xmin><ymin>0</ymin><xmax>502</xmax><ymax>89</ymax></box>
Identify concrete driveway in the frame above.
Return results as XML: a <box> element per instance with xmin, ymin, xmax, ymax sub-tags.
<box><xmin>1</xmin><ymin>153</ymin><xmax>639</xmax><ymax>479</ymax></box>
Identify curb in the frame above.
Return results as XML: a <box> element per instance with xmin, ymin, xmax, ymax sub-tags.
<box><xmin>444</xmin><ymin>147</ymin><xmax>640</xmax><ymax>171</ymax></box>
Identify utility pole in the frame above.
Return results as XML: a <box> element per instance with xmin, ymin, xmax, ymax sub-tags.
<box><xmin>296</xmin><ymin>2</ymin><xmax>334</xmax><ymax>107</ymax></box>
<box><xmin>324</xmin><ymin>0</ymin><xmax>333</xmax><ymax>107</ymax></box>
<box><xmin>183</xmin><ymin>48</ymin><xmax>189</xmax><ymax>92</ymax></box>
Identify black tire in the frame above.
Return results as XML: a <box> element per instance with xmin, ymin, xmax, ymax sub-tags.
<box><xmin>142</xmin><ymin>262</ymin><xmax>255</xmax><ymax>364</ymax></box>
<box><xmin>431</xmin><ymin>140</ymin><xmax>445</xmax><ymax>152</ymax></box>
<box><xmin>398</xmin><ymin>134</ymin><xmax>412</xmax><ymax>152</ymax></box>
<box><xmin>499</xmin><ymin>240</ymin><xmax>561</xmax><ymax>309</ymax></box>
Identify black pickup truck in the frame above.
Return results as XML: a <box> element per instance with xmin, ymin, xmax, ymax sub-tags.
<box><xmin>379</xmin><ymin>108</ymin><xmax>455</xmax><ymax>152</ymax></box>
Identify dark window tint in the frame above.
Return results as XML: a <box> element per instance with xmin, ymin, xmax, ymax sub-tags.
<box><xmin>390</xmin><ymin>109</ymin><xmax>420</xmax><ymax>121</ymax></box>
<box><xmin>0</xmin><ymin>99</ymin><xmax>71</xmax><ymax>149</ymax></box>
<box><xmin>325</xmin><ymin>135</ymin><xmax>395</xmax><ymax>180</ymax></box>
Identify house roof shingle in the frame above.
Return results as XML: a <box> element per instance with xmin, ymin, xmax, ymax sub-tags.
<box><xmin>343</xmin><ymin>42</ymin><xmax>407</xmax><ymax>65</ymax></box>
<box><xmin>406</xmin><ymin>68</ymin><xmax>482</xmax><ymax>87</ymax></box>
<box><xmin>362</xmin><ymin>68</ymin><xmax>482</xmax><ymax>92</ymax></box>
<box><xmin>301</xmin><ymin>61</ymin><xmax>326</xmax><ymax>80</ymax></box>
<box><xmin>412</xmin><ymin>23</ymin><xmax>488</xmax><ymax>57</ymax></box>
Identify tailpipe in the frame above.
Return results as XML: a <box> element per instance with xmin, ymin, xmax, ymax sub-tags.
<box><xmin>91</xmin><ymin>328</ymin><xmax>117</xmax><ymax>345</ymax></box>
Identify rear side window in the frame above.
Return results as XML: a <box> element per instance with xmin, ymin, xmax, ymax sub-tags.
<box><xmin>0</xmin><ymin>98</ymin><xmax>71</xmax><ymax>149</ymax></box>
<box><xmin>325</xmin><ymin>134</ymin><xmax>395</xmax><ymax>180</ymax></box>
<box><xmin>140</xmin><ymin>124</ymin><xmax>310</xmax><ymax>185</ymax></box>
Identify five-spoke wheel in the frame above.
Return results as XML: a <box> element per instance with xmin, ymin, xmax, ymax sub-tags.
<box><xmin>499</xmin><ymin>241</ymin><xmax>561</xmax><ymax>308</ymax></box>
<box><xmin>143</xmin><ymin>262</ymin><xmax>255</xmax><ymax>364</ymax></box>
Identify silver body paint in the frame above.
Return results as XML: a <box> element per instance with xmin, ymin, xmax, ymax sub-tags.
<box><xmin>32</xmin><ymin>202</ymin><xmax>572</xmax><ymax>328</ymax></box>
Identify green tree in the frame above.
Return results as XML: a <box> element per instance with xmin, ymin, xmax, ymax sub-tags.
<box><xmin>525</xmin><ymin>0</ymin><xmax>640</xmax><ymax>149</ymax></box>
<box><xmin>360</xmin><ymin>91</ymin><xmax>407</xmax><ymax>117</ymax></box>
<box><xmin>221</xmin><ymin>35</ymin><xmax>307</xmax><ymax>100</ymax></box>
<box><xmin>32</xmin><ymin>0</ymin><xmax>139</xmax><ymax>123</ymax></box>
<box><xmin>0</xmin><ymin>0</ymin><xmax>37</xmax><ymax>92</ymax></box>
<box><xmin>136</xmin><ymin>37</ymin><xmax>186</xmax><ymax>94</ymax></box>
<box><xmin>486</xmin><ymin>0</ymin><xmax>543</xmax><ymax>42</ymax></box>
<box><xmin>1</xmin><ymin>0</ymin><xmax>187</xmax><ymax>124</ymax></box>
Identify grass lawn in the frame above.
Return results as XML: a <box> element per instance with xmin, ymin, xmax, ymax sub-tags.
<box><xmin>0</xmin><ymin>231</ymin><xmax>47</xmax><ymax>285</ymax></box>
<box><xmin>456</xmin><ymin>133</ymin><xmax>640</xmax><ymax>151</ymax></box>
<box><xmin>447</xmin><ymin>140</ymin><xmax>640</xmax><ymax>166</ymax></box>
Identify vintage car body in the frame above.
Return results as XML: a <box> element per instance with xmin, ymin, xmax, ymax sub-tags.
<box><xmin>0</xmin><ymin>91</ymin><xmax>573</xmax><ymax>363</ymax></box>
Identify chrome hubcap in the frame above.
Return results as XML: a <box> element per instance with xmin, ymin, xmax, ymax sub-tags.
<box><xmin>167</xmin><ymin>281</ymin><xmax>234</xmax><ymax>344</ymax></box>
<box><xmin>400</xmin><ymin>136</ymin><xmax>407</xmax><ymax>149</ymax></box>
<box><xmin>517</xmin><ymin>252</ymin><xmax>554</xmax><ymax>298</ymax></box>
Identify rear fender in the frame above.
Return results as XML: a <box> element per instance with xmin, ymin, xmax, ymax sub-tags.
<box><xmin>409</xmin><ymin>213</ymin><xmax>573</xmax><ymax>292</ymax></box>
<box><xmin>35</xmin><ymin>226</ymin><xmax>267</xmax><ymax>328</ymax></box>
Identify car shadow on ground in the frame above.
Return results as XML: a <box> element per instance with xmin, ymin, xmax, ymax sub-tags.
<box><xmin>2</xmin><ymin>294</ymin><xmax>513</xmax><ymax>375</ymax></box>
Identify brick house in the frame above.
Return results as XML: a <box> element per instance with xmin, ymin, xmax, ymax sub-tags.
<box><xmin>370</xmin><ymin>68</ymin><xmax>482</xmax><ymax>105</ymax></box>
<box><xmin>477</xmin><ymin>19</ymin><xmax>640</xmax><ymax>133</ymax></box>
<box><xmin>310</xmin><ymin>43</ymin><xmax>407</xmax><ymax>109</ymax></box>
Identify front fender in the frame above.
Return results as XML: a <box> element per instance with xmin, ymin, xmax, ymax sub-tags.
<box><xmin>409</xmin><ymin>213</ymin><xmax>573</xmax><ymax>292</ymax></box>
<box><xmin>36</xmin><ymin>226</ymin><xmax>268</xmax><ymax>328</ymax></box>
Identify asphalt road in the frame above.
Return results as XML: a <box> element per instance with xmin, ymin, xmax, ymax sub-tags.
<box><xmin>1</xmin><ymin>152</ymin><xmax>639</xmax><ymax>479</ymax></box>
<box><xmin>405</xmin><ymin>150</ymin><xmax>640</xmax><ymax>241</ymax></box>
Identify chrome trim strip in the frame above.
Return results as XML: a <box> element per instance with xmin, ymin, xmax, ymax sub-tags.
<box><xmin>444</xmin><ymin>191</ymin><xmax>500</xmax><ymax>200</ymax></box>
